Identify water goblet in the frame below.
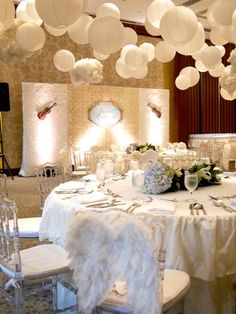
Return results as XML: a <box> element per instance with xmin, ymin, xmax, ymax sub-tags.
<box><xmin>184</xmin><ymin>172</ymin><xmax>198</xmax><ymax>203</ymax></box>
<box><xmin>131</xmin><ymin>170</ymin><xmax>144</xmax><ymax>201</ymax></box>
<box><xmin>96</xmin><ymin>163</ymin><xmax>106</xmax><ymax>189</ymax></box>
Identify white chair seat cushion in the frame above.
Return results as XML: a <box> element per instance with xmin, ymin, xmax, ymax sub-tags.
<box><xmin>101</xmin><ymin>269</ymin><xmax>190</xmax><ymax>313</ymax></box>
<box><xmin>1</xmin><ymin>244</ymin><xmax>69</xmax><ymax>280</ymax></box>
<box><xmin>163</xmin><ymin>269</ymin><xmax>190</xmax><ymax>311</ymax></box>
<box><xmin>9</xmin><ymin>217</ymin><xmax>41</xmax><ymax>238</ymax></box>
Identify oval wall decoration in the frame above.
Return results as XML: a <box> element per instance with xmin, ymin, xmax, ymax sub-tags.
<box><xmin>88</xmin><ymin>101</ymin><xmax>122</xmax><ymax>127</ymax></box>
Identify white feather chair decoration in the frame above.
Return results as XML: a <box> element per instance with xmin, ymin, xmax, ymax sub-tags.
<box><xmin>65</xmin><ymin>211</ymin><xmax>160</xmax><ymax>314</ymax></box>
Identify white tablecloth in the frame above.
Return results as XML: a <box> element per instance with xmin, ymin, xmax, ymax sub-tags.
<box><xmin>39</xmin><ymin>176</ymin><xmax>236</xmax><ymax>314</ymax></box>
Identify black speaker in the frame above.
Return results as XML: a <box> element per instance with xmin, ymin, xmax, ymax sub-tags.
<box><xmin>0</xmin><ymin>83</ymin><xmax>10</xmax><ymax>112</ymax></box>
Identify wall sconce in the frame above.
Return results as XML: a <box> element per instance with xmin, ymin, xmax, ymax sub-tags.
<box><xmin>88</xmin><ymin>101</ymin><xmax>122</xmax><ymax>128</ymax></box>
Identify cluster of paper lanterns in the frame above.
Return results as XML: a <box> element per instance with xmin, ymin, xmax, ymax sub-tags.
<box><xmin>1</xmin><ymin>0</ymin><xmax>236</xmax><ymax>98</ymax></box>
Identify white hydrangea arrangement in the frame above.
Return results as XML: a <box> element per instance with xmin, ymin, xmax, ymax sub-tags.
<box><xmin>141</xmin><ymin>161</ymin><xmax>173</xmax><ymax>194</ymax></box>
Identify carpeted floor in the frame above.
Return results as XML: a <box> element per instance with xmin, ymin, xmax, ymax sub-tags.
<box><xmin>0</xmin><ymin>175</ymin><xmax>55</xmax><ymax>313</ymax></box>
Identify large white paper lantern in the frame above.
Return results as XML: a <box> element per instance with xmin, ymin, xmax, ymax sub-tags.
<box><xmin>115</xmin><ymin>58</ymin><xmax>131</xmax><ymax>79</ymax></box>
<box><xmin>124</xmin><ymin>46</ymin><xmax>148</xmax><ymax>71</ymax></box>
<box><xmin>53</xmin><ymin>49</ymin><xmax>75</xmax><ymax>72</ymax></box>
<box><xmin>16</xmin><ymin>22</ymin><xmax>46</xmax><ymax>52</ymax></box>
<box><xmin>210</xmin><ymin>28</ymin><xmax>228</xmax><ymax>45</ymax></box>
<box><xmin>0</xmin><ymin>0</ymin><xmax>15</xmax><ymax>31</ymax></box>
<box><xmin>16</xmin><ymin>0</ymin><xmax>42</xmax><ymax>25</ymax></box>
<box><xmin>68</xmin><ymin>14</ymin><xmax>93</xmax><ymax>45</ymax></box>
<box><xmin>147</xmin><ymin>0</ymin><xmax>175</xmax><ymax>28</ymax></box>
<box><xmin>93</xmin><ymin>50</ymin><xmax>109</xmax><ymax>61</ymax></box>
<box><xmin>175</xmin><ymin>75</ymin><xmax>191</xmax><ymax>90</ymax></box>
<box><xmin>139</xmin><ymin>43</ymin><xmax>155</xmax><ymax>62</ymax></box>
<box><xmin>123</xmin><ymin>27</ymin><xmax>138</xmax><ymax>46</ymax></box>
<box><xmin>96</xmin><ymin>3</ymin><xmax>120</xmax><ymax>19</ymax></box>
<box><xmin>207</xmin><ymin>2</ymin><xmax>220</xmax><ymax>28</ymax></box>
<box><xmin>176</xmin><ymin>23</ymin><xmax>205</xmax><ymax>56</ymax></box>
<box><xmin>155</xmin><ymin>40</ymin><xmax>176</xmax><ymax>63</ymax></box>
<box><xmin>35</xmin><ymin>0</ymin><xmax>84</xmax><ymax>28</ymax></box>
<box><xmin>88</xmin><ymin>16</ymin><xmax>125</xmax><ymax>55</ymax></box>
<box><xmin>180</xmin><ymin>66</ymin><xmax>200</xmax><ymax>87</ymax></box>
<box><xmin>160</xmin><ymin>6</ymin><xmax>198</xmax><ymax>47</ymax></box>
<box><xmin>201</xmin><ymin>46</ymin><xmax>222</xmax><ymax>69</ymax></box>
<box><xmin>45</xmin><ymin>24</ymin><xmax>67</xmax><ymax>36</ymax></box>
<box><xmin>219</xmin><ymin>25</ymin><xmax>234</xmax><ymax>43</ymax></box>
<box><xmin>144</xmin><ymin>19</ymin><xmax>160</xmax><ymax>36</ymax></box>
<box><xmin>209</xmin><ymin>0</ymin><xmax>236</xmax><ymax>27</ymax></box>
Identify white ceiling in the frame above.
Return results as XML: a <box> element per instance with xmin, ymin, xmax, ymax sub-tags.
<box><xmin>15</xmin><ymin>0</ymin><xmax>215</xmax><ymax>34</ymax></box>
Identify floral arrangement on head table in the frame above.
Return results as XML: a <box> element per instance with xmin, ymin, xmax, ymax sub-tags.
<box><xmin>141</xmin><ymin>161</ymin><xmax>222</xmax><ymax>194</ymax></box>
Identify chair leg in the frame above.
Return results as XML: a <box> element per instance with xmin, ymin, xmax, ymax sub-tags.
<box><xmin>13</xmin><ymin>281</ymin><xmax>23</xmax><ymax>314</ymax></box>
<box><xmin>52</xmin><ymin>277</ymin><xmax>58</xmax><ymax>312</ymax></box>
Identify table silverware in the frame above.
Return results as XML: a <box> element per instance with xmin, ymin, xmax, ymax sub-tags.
<box><xmin>212</xmin><ymin>199</ymin><xmax>235</xmax><ymax>213</ymax></box>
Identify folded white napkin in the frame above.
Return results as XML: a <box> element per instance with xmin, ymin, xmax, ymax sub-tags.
<box><xmin>55</xmin><ymin>181</ymin><xmax>85</xmax><ymax>192</ymax></box>
<box><xmin>144</xmin><ymin>199</ymin><xmax>176</xmax><ymax>215</ymax></box>
<box><xmin>70</xmin><ymin>192</ymin><xmax>108</xmax><ymax>205</ymax></box>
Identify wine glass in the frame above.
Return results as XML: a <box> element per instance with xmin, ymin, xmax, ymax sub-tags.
<box><xmin>184</xmin><ymin>172</ymin><xmax>198</xmax><ymax>203</ymax></box>
<box><xmin>132</xmin><ymin>170</ymin><xmax>144</xmax><ymax>201</ymax></box>
<box><xmin>96</xmin><ymin>163</ymin><xmax>106</xmax><ymax>189</ymax></box>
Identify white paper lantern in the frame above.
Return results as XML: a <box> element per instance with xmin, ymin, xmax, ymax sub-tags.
<box><xmin>147</xmin><ymin>0</ymin><xmax>175</xmax><ymax>28</ymax></box>
<box><xmin>0</xmin><ymin>0</ymin><xmax>15</xmax><ymax>31</ymax></box>
<box><xmin>88</xmin><ymin>16</ymin><xmax>125</xmax><ymax>55</ymax></box>
<box><xmin>155</xmin><ymin>40</ymin><xmax>176</xmax><ymax>63</ymax></box>
<box><xmin>209</xmin><ymin>63</ymin><xmax>225</xmax><ymax>77</ymax></box>
<box><xmin>195</xmin><ymin>60</ymin><xmax>208</xmax><ymax>72</ymax></box>
<box><xmin>144</xmin><ymin>19</ymin><xmax>160</xmax><ymax>36</ymax></box>
<box><xmin>35</xmin><ymin>0</ymin><xmax>84</xmax><ymax>28</ymax></box>
<box><xmin>93</xmin><ymin>50</ymin><xmax>109</xmax><ymax>61</ymax></box>
<box><xmin>207</xmin><ymin>2</ymin><xmax>220</xmax><ymax>28</ymax></box>
<box><xmin>192</xmin><ymin>43</ymin><xmax>208</xmax><ymax>61</ymax></box>
<box><xmin>215</xmin><ymin>45</ymin><xmax>226</xmax><ymax>57</ymax></box>
<box><xmin>132</xmin><ymin>66</ymin><xmax>148</xmax><ymax>79</ymax></box>
<box><xmin>68</xmin><ymin>14</ymin><xmax>93</xmax><ymax>45</ymax></box>
<box><xmin>209</xmin><ymin>0</ymin><xmax>236</xmax><ymax>27</ymax></box>
<box><xmin>120</xmin><ymin>44</ymin><xmax>135</xmax><ymax>61</ymax></box>
<box><xmin>96</xmin><ymin>3</ymin><xmax>120</xmax><ymax>19</ymax></box>
<box><xmin>115</xmin><ymin>58</ymin><xmax>131</xmax><ymax>79</ymax></box>
<box><xmin>175</xmin><ymin>75</ymin><xmax>191</xmax><ymax>90</ymax></box>
<box><xmin>16</xmin><ymin>0</ymin><xmax>42</xmax><ymax>25</ymax></box>
<box><xmin>45</xmin><ymin>24</ymin><xmax>67</xmax><ymax>36</ymax></box>
<box><xmin>210</xmin><ymin>28</ymin><xmax>228</xmax><ymax>46</ymax></box>
<box><xmin>220</xmin><ymin>88</ymin><xmax>235</xmax><ymax>101</ymax></box>
<box><xmin>219</xmin><ymin>25</ymin><xmax>234</xmax><ymax>43</ymax></box>
<box><xmin>160</xmin><ymin>6</ymin><xmax>198</xmax><ymax>47</ymax></box>
<box><xmin>123</xmin><ymin>27</ymin><xmax>138</xmax><ymax>46</ymax></box>
<box><xmin>16</xmin><ymin>22</ymin><xmax>46</xmax><ymax>52</ymax></box>
<box><xmin>201</xmin><ymin>46</ymin><xmax>222</xmax><ymax>69</ymax></box>
<box><xmin>139</xmin><ymin>43</ymin><xmax>155</xmax><ymax>62</ymax></box>
<box><xmin>124</xmin><ymin>46</ymin><xmax>148</xmax><ymax>71</ymax></box>
<box><xmin>53</xmin><ymin>49</ymin><xmax>75</xmax><ymax>72</ymax></box>
<box><xmin>176</xmin><ymin>22</ymin><xmax>205</xmax><ymax>56</ymax></box>
<box><xmin>180</xmin><ymin>66</ymin><xmax>200</xmax><ymax>87</ymax></box>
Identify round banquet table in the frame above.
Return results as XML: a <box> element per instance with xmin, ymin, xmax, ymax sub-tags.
<box><xmin>39</xmin><ymin>175</ymin><xmax>236</xmax><ymax>314</ymax></box>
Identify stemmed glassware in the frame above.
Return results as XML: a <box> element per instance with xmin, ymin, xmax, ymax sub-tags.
<box><xmin>96</xmin><ymin>163</ymin><xmax>106</xmax><ymax>189</ymax></box>
<box><xmin>184</xmin><ymin>172</ymin><xmax>198</xmax><ymax>203</ymax></box>
<box><xmin>131</xmin><ymin>170</ymin><xmax>144</xmax><ymax>201</ymax></box>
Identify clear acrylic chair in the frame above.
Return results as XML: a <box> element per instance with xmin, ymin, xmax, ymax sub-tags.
<box><xmin>0</xmin><ymin>173</ymin><xmax>8</xmax><ymax>198</ymax></box>
<box><xmin>36</xmin><ymin>163</ymin><xmax>65</xmax><ymax>209</ymax></box>
<box><xmin>0</xmin><ymin>198</ymin><xmax>74</xmax><ymax>314</ymax></box>
<box><xmin>96</xmin><ymin>215</ymin><xmax>190</xmax><ymax>314</ymax></box>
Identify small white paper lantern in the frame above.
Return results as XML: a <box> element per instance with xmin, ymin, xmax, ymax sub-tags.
<box><xmin>93</xmin><ymin>50</ymin><xmax>109</xmax><ymax>61</ymax></box>
<box><xmin>210</xmin><ymin>28</ymin><xmax>228</xmax><ymax>46</ymax></box>
<box><xmin>147</xmin><ymin>0</ymin><xmax>175</xmax><ymax>28</ymax></box>
<box><xmin>139</xmin><ymin>43</ymin><xmax>155</xmax><ymax>62</ymax></box>
<box><xmin>180</xmin><ymin>66</ymin><xmax>200</xmax><ymax>87</ymax></box>
<box><xmin>45</xmin><ymin>24</ymin><xmax>67</xmax><ymax>36</ymax></box>
<box><xmin>209</xmin><ymin>63</ymin><xmax>225</xmax><ymax>77</ymax></box>
<box><xmin>155</xmin><ymin>40</ymin><xmax>176</xmax><ymax>63</ymax></box>
<box><xmin>215</xmin><ymin>45</ymin><xmax>226</xmax><ymax>57</ymax></box>
<box><xmin>192</xmin><ymin>43</ymin><xmax>208</xmax><ymax>61</ymax></box>
<box><xmin>144</xmin><ymin>18</ymin><xmax>160</xmax><ymax>36</ymax></box>
<box><xmin>175</xmin><ymin>75</ymin><xmax>191</xmax><ymax>90</ymax></box>
<box><xmin>131</xmin><ymin>66</ymin><xmax>148</xmax><ymax>79</ymax></box>
<box><xmin>160</xmin><ymin>6</ymin><xmax>198</xmax><ymax>47</ymax></box>
<box><xmin>115</xmin><ymin>58</ymin><xmax>131</xmax><ymax>79</ymax></box>
<box><xmin>220</xmin><ymin>88</ymin><xmax>235</xmax><ymax>101</ymax></box>
<box><xmin>96</xmin><ymin>3</ymin><xmax>120</xmax><ymax>19</ymax></box>
<box><xmin>68</xmin><ymin>14</ymin><xmax>93</xmax><ymax>45</ymax></box>
<box><xmin>88</xmin><ymin>16</ymin><xmax>125</xmax><ymax>55</ymax></box>
<box><xmin>123</xmin><ymin>27</ymin><xmax>138</xmax><ymax>46</ymax></box>
<box><xmin>195</xmin><ymin>60</ymin><xmax>208</xmax><ymax>72</ymax></box>
<box><xmin>35</xmin><ymin>0</ymin><xmax>84</xmax><ymax>28</ymax></box>
<box><xmin>201</xmin><ymin>46</ymin><xmax>222</xmax><ymax>69</ymax></box>
<box><xmin>16</xmin><ymin>22</ymin><xmax>46</xmax><ymax>52</ymax></box>
<box><xmin>0</xmin><ymin>0</ymin><xmax>15</xmax><ymax>31</ymax></box>
<box><xmin>53</xmin><ymin>49</ymin><xmax>75</xmax><ymax>72</ymax></box>
<box><xmin>177</xmin><ymin>22</ymin><xmax>205</xmax><ymax>56</ymax></box>
<box><xmin>124</xmin><ymin>46</ymin><xmax>148</xmax><ymax>71</ymax></box>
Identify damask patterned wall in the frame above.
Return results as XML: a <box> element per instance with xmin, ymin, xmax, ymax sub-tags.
<box><xmin>0</xmin><ymin>31</ymin><xmax>163</xmax><ymax>169</ymax></box>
